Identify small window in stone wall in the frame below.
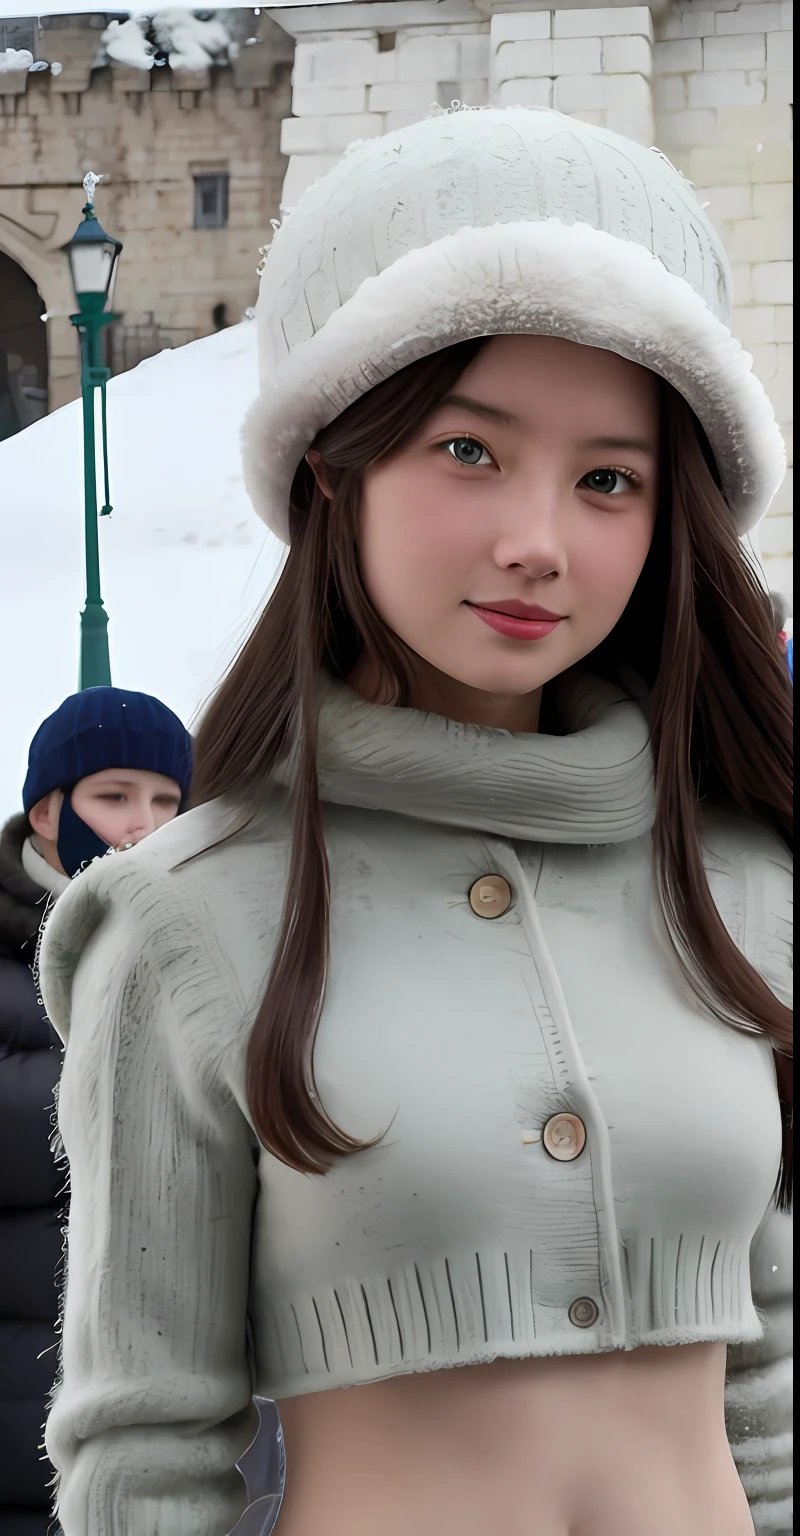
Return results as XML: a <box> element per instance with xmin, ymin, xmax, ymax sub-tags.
<box><xmin>194</xmin><ymin>174</ymin><xmax>229</xmax><ymax>230</ymax></box>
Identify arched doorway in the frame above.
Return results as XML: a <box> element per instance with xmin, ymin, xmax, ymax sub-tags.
<box><xmin>0</xmin><ymin>250</ymin><xmax>48</xmax><ymax>442</ymax></box>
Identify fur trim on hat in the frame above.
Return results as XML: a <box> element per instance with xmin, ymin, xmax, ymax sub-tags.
<box><xmin>242</xmin><ymin>217</ymin><xmax>785</xmax><ymax>544</ymax></box>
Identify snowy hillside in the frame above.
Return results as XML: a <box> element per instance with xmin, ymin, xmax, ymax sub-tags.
<box><xmin>0</xmin><ymin>320</ymin><xmax>284</xmax><ymax>822</ymax></box>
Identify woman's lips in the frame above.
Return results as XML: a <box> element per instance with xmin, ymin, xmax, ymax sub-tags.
<box><xmin>466</xmin><ymin>603</ymin><xmax>564</xmax><ymax>641</ymax></box>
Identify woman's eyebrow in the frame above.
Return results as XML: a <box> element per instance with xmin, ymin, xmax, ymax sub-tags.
<box><xmin>437</xmin><ymin>396</ymin><xmax>656</xmax><ymax>457</ymax></box>
<box><xmin>437</xmin><ymin>392</ymin><xmax>517</xmax><ymax>425</ymax></box>
<box><xmin>581</xmin><ymin>435</ymin><xmax>656</xmax><ymax>457</ymax></box>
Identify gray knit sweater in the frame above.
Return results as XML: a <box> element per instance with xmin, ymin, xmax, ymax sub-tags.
<box><xmin>39</xmin><ymin>677</ymin><xmax>792</xmax><ymax>1535</ymax></box>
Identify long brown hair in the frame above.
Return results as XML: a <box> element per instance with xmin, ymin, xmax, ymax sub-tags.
<box><xmin>192</xmin><ymin>339</ymin><xmax>793</xmax><ymax>1205</ymax></box>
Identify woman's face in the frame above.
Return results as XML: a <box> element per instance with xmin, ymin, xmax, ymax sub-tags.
<box><xmin>351</xmin><ymin>335</ymin><xmax>659</xmax><ymax>728</ymax></box>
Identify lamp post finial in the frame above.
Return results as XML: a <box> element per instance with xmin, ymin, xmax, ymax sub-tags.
<box><xmin>82</xmin><ymin>171</ymin><xmax>103</xmax><ymax>206</ymax></box>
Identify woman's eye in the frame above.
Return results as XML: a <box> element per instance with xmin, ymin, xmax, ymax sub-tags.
<box><xmin>98</xmin><ymin>794</ymin><xmax>125</xmax><ymax>803</ymax></box>
<box><xmin>581</xmin><ymin>467</ymin><xmax>638</xmax><ymax>496</ymax></box>
<box><xmin>446</xmin><ymin>437</ymin><xmax>493</xmax><ymax>468</ymax></box>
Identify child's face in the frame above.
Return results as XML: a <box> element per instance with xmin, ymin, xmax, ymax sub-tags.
<box><xmin>30</xmin><ymin>768</ymin><xmax>182</xmax><ymax>869</ymax></box>
<box><xmin>70</xmin><ymin>769</ymin><xmax>182</xmax><ymax>849</ymax></box>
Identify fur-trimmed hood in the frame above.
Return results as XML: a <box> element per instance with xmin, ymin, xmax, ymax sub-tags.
<box><xmin>0</xmin><ymin>813</ymin><xmax>48</xmax><ymax>959</ymax></box>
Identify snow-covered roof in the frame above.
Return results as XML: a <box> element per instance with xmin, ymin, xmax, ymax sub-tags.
<box><xmin>0</xmin><ymin>320</ymin><xmax>284</xmax><ymax>822</ymax></box>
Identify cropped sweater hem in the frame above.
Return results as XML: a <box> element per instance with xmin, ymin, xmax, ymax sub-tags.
<box><xmin>261</xmin><ymin>1317</ymin><xmax>767</xmax><ymax>1403</ymax></box>
<box><xmin>254</xmin><ymin>1221</ymin><xmax>769</xmax><ymax>1399</ymax></box>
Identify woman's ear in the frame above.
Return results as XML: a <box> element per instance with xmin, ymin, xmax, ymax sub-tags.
<box><xmin>305</xmin><ymin>449</ymin><xmax>335</xmax><ymax>500</ymax></box>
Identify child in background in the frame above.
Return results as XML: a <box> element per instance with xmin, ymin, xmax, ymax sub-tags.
<box><xmin>0</xmin><ymin>687</ymin><xmax>191</xmax><ymax>1536</ymax></box>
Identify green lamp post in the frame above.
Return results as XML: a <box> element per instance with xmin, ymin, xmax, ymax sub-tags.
<box><xmin>62</xmin><ymin>172</ymin><xmax>123</xmax><ymax>690</ymax></box>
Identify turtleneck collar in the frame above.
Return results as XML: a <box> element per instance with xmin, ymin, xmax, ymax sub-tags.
<box><xmin>276</xmin><ymin>669</ymin><xmax>655</xmax><ymax>845</ymax></box>
<box><xmin>21</xmin><ymin>836</ymin><xmax>72</xmax><ymax>899</ymax></box>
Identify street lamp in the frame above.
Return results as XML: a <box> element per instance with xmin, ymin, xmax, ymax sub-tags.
<box><xmin>62</xmin><ymin>172</ymin><xmax>123</xmax><ymax>689</ymax></box>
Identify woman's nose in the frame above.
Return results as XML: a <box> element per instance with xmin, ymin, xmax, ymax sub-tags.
<box><xmin>492</xmin><ymin>495</ymin><xmax>567</xmax><ymax>578</ymax></box>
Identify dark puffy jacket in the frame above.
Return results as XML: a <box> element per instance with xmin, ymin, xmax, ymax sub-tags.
<box><xmin>0</xmin><ymin>815</ymin><xmax>62</xmax><ymax>1534</ymax></box>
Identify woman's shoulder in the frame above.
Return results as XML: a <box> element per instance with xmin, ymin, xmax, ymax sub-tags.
<box><xmin>39</xmin><ymin>795</ymin><xmax>291</xmax><ymax>1041</ymax></box>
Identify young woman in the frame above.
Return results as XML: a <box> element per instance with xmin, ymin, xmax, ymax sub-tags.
<box><xmin>38</xmin><ymin>108</ymin><xmax>792</xmax><ymax>1536</ymax></box>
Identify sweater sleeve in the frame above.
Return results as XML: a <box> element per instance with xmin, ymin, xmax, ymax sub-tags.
<box><xmin>38</xmin><ymin>852</ymin><xmax>260</xmax><ymax>1536</ymax></box>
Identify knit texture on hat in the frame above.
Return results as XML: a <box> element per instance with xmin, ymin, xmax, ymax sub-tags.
<box><xmin>242</xmin><ymin>106</ymin><xmax>785</xmax><ymax>543</ymax></box>
<box><xmin>23</xmin><ymin>689</ymin><xmax>193</xmax><ymax>813</ymax></box>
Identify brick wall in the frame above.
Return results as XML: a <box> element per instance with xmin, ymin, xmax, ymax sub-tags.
<box><xmin>490</xmin><ymin>5</ymin><xmax>655</xmax><ymax>143</ymax></box>
<box><xmin>272</xmin><ymin>0</ymin><xmax>793</xmax><ymax>608</ymax></box>
<box><xmin>0</xmin><ymin>13</ymin><xmax>292</xmax><ymax>410</ymax></box>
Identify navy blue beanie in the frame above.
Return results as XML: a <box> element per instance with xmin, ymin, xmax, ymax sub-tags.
<box><xmin>23</xmin><ymin>688</ymin><xmax>193</xmax><ymax>814</ymax></box>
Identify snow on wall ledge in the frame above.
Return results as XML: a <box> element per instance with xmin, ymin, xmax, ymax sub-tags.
<box><xmin>101</xmin><ymin>12</ymin><xmax>238</xmax><ymax>73</ymax></box>
<box><xmin>0</xmin><ymin>322</ymin><xmax>284</xmax><ymax>824</ymax></box>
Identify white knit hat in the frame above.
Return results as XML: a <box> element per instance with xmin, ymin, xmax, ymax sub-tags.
<box><xmin>243</xmin><ymin>106</ymin><xmax>785</xmax><ymax>544</ymax></box>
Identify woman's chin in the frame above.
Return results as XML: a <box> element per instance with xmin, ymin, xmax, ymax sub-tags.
<box><xmin>446</xmin><ymin>650</ymin><xmax>574</xmax><ymax>699</ymax></box>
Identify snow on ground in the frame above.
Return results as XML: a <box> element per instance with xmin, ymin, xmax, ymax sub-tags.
<box><xmin>0</xmin><ymin>320</ymin><xmax>284</xmax><ymax>823</ymax></box>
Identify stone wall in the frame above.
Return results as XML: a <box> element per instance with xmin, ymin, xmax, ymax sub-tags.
<box><xmin>0</xmin><ymin>13</ymin><xmax>293</xmax><ymax>411</ymax></box>
<box><xmin>269</xmin><ymin>0</ymin><xmax>793</xmax><ymax>605</ymax></box>
<box><xmin>654</xmin><ymin>0</ymin><xmax>793</xmax><ymax>601</ymax></box>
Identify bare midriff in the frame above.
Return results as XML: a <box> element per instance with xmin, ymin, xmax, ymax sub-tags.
<box><xmin>274</xmin><ymin>1343</ymin><xmax>754</xmax><ymax>1536</ymax></box>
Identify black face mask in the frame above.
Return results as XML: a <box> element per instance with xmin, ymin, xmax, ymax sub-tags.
<box><xmin>56</xmin><ymin>790</ymin><xmax>111</xmax><ymax>878</ymax></box>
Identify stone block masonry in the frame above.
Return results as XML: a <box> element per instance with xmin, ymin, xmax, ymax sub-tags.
<box><xmin>485</xmin><ymin>7</ymin><xmax>656</xmax><ymax>141</ymax></box>
<box><xmin>553</xmin><ymin>6</ymin><xmax>654</xmax><ymax>36</ymax></box>
<box><xmin>292</xmin><ymin>83</ymin><xmax>368</xmax><ymax>115</ymax></box>
<box><xmin>652</xmin><ymin>0</ymin><xmax>793</xmax><ymax>600</ymax></box>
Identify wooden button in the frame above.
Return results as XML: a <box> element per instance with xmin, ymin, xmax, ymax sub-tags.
<box><xmin>542</xmin><ymin>1113</ymin><xmax>586</xmax><ymax>1162</ymax></box>
<box><xmin>468</xmin><ymin>874</ymin><xmax>512</xmax><ymax>919</ymax></box>
<box><xmin>568</xmin><ymin>1297</ymin><xmax>600</xmax><ymax>1329</ymax></box>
